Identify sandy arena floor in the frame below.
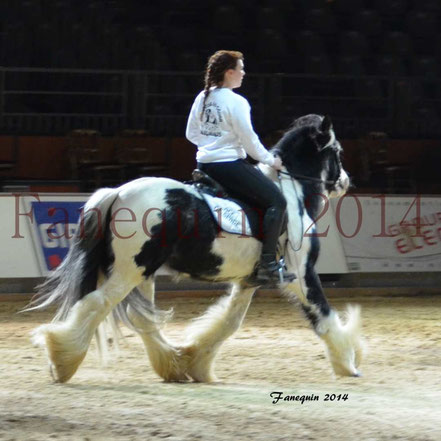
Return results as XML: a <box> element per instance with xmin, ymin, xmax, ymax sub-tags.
<box><xmin>0</xmin><ymin>292</ymin><xmax>440</xmax><ymax>441</ymax></box>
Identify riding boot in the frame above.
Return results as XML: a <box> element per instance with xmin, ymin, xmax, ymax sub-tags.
<box><xmin>252</xmin><ymin>207</ymin><xmax>296</xmax><ymax>285</ymax></box>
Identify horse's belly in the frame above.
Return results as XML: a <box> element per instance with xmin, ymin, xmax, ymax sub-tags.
<box><xmin>209</xmin><ymin>234</ymin><xmax>261</xmax><ymax>279</ymax></box>
<box><xmin>166</xmin><ymin>233</ymin><xmax>260</xmax><ymax>282</ymax></box>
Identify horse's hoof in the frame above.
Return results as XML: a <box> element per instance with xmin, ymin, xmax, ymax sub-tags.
<box><xmin>163</xmin><ymin>373</ymin><xmax>191</xmax><ymax>383</ymax></box>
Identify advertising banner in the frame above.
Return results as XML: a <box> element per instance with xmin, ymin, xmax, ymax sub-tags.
<box><xmin>334</xmin><ymin>195</ymin><xmax>441</xmax><ymax>272</ymax></box>
<box><xmin>31</xmin><ymin>200</ymin><xmax>86</xmax><ymax>272</ymax></box>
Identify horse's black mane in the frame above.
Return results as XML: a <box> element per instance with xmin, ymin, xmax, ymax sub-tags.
<box><xmin>273</xmin><ymin>125</ymin><xmax>312</xmax><ymax>153</ymax></box>
<box><xmin>271</xmin><ymin>124</ymin><xmax>318</xmax><ymax>170</ymax></box>
<box><xmin>290</xmin><ymin>114</ymin><xmax>323</xmax><ymax>130</ymax></box>
<box><xmin>271</xmin><ymin>114</ymin><xmax>337</xmax><ymax>172</ymax></box>
<box><xmin>272</xmin><ymin>114</ymin><xmax>325</xmax><ymax>159</ymax></box>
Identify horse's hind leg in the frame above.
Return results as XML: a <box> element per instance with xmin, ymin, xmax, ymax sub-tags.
<box><xmin>181</xmin><ymin>283</ymin><xmax>256</xmax><ymax>382</ymax></box>
<box><xmin>123</xmin><ymin>278</ymin><xmax>189</xmax><ymax>382</ymax></box>
<box><xmin>33</xmin><ymin>272</ymin><xmax>138</xmax><ymax>383</ymax></box>
<box><xmin>284</xmin><ymin>263</ymin><xmax>364</xmax><ymax>377</ymax></box>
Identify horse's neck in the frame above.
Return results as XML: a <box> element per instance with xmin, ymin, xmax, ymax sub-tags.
<box><xmin>259</xmin><ymin>163</ymin><xmax>306</xmax><ymax>230</ymax></box>
<box><xmin>258</xmin><ymin>163</ymin><xmax>278</xmax><ymax>181</ymax></box>
<box><xmin>260</xmin><ymin>163</ymin><xmax>326</xmax><ymax>234</ymax></box>
<box><xmin>259</xmin><ymin>163</ymin><xmax>302</xmax><ymax>200</ymax></box>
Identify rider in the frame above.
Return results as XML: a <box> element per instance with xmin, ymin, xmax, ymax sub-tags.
<box><xmin>185</xmin><ymin>50</ymin><xmax>295</xmax><ymax>284</ymax></box>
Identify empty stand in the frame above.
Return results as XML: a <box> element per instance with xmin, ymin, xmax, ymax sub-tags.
<box><xmin>115</xmin><ymin>129</ymin><xmax>171</xmax><ymax>181</ymax></box>
<box><xmin>67</xmin><ymin>129</ymin><xmax>123</xmax><ymax>190</ymax></box>
<box><xmin>0</xmin><ymin>0</ymin><xmax>439</xmax><ymax>142</ymax></box>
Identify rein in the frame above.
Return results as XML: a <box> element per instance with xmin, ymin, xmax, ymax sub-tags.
<box><xmin>278</xmin><ymin>170</ymin><xmax>337</xmax><ymax>186</ymax></box>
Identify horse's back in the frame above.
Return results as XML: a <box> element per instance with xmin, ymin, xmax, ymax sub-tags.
<box><xmin>116</xmin><ymin>176</ymin><xmax>190</xmax><ymax>202</ymax></box>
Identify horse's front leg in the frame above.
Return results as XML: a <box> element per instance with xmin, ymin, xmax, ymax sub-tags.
<box><xmin>181</xmin><ymin>283</ymin><xmax>256</xmax><ymax>382</ymax></box>
<box><xmin>284</xmin><ymin>253</ymin><xmax>364</xmax><ymax>377</ymax></box>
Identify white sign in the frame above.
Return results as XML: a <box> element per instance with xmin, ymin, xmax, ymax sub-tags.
<box><xmin>335</xmin><ymin>195</ymin><xmax>441</xmax><ymax>272</ymax></box>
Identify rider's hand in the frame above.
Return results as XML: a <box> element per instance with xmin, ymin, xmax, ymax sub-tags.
<box><xmin>272</xmin><ymin>155</ymin><xmax>283</xmax><ymax>171</ymax></box>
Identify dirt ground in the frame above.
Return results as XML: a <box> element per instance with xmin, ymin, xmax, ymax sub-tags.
<box><xmin>0</xmin><ymin>292</ymin><xmax>440</xmax><ymax>441</ymax></box>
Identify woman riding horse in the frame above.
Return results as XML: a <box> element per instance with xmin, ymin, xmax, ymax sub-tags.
<box><xmin>186</xmin><ymin>50</ymin><xmax>294</xmax><ymax>284</ymax></box>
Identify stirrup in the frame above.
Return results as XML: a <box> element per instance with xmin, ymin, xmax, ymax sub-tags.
<box><xmin>249</xmin><ymin>257</ymin><xmax>296</xmax><ymax>286</ymax></box>
<box><xmin>276</xmin><ymin>257</ymin><xmax>296</xmax><ymax>284</ymax></box>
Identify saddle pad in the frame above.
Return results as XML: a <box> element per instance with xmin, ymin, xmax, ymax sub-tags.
<box><xmin>201</xmin><ymin>193</ymin><xmax>253</xmax><ymax>236</ymax></box>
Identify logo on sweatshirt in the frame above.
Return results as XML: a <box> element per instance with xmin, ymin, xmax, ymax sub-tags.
<box><xmin>201</xmin><ymin>102</ymin><xmax>223</xmax><ymax>137</ymax></box>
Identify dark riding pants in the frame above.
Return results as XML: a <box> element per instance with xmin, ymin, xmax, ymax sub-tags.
<box><xmin>197</xmin><ymin>159</ymin><xmax>287</xmax><ymax>256</ymax></box>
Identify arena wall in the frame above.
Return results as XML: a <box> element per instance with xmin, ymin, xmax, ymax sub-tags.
<box><xmin>0</xmin><ymin>193</ymin><xmax>440</xmax><ymax>293</ymax></box>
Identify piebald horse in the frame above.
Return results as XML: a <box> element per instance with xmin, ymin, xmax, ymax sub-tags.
<box><xmin>30</xmin><ymin>114</ymin><xmax>364</xmax><ymax>383</ymax></box>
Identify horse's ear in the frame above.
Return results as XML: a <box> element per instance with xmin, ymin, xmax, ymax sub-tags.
<box><xmin>320</xmin><ymin>115</ymin><xmax>332</xmax><ymax>133</ymax></box>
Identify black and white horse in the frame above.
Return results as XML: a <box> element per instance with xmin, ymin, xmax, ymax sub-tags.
<box><xmin>30</xmin><ymin>114</ymin><xmax>363</xmax><ymax>383</ymax></box>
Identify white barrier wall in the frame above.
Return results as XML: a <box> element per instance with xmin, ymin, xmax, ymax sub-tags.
<box><xmin>0</xmin><ymin>193</ymin><xmax>440</xmax><ymax>278</ymax></box>
<box><xmin>0</xmin><ymin>194</ymin><xmax>42</xmax><ymax>277</ymax></box>
<box><xmin>334</xmin><ymin>195</ymin><xmax>441</xmax><ymax>272</ymax></box>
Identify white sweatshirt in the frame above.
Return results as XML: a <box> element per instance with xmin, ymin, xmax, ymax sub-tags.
<box><xmin>185</xmin><ymin>88</ymin><xmax>275</xmax><ymax>166</ymax></box>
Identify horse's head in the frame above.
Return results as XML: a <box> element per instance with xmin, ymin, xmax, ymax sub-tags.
<box><xmin>273</xmin><ymin>114</ymin><xmax>350</xmax><ymax>198</ymax></box>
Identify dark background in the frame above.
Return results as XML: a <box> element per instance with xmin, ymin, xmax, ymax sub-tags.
<box><xmin>0</xmin><ymin>0</ymin><xmax>440</xmax><ymax>193</ymax></box>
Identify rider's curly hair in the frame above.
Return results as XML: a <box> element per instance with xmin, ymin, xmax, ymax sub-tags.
<box><xmin>201</xmin><ymin>50</ymin><xmax>243</xmax><ymax>119</ymax></box>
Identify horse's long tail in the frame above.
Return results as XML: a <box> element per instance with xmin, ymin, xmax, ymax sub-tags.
<box><xmin>25</xmin><ymin>187</ymin><xmax>119</xmax><ymax>321</ymax></box>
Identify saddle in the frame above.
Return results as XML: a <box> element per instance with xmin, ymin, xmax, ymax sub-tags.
<box><xmin>188</xmin><ymin>169</ymin><xmax>257</xmax><ymax>237</ymax></box>
<box><xmin>188</xmin><ymin>169</ymin><xmax>287</xmax><ymax>237</ymax></box>
<box><xmin>191</xmin><ymin>169</ymin><xmax>229</xmax><ymax>198</ymax></box>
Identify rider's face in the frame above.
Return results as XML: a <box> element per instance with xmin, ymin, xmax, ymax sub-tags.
<box><xmin>225</xmin><ymin>59</ymin><xmax>245</xmax><ymax>89</ymax></box>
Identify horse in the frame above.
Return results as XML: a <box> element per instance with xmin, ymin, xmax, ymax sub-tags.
<box><xmin>29</xmin><ymin>114</ymin><xmax>364</xmax><ymax>384</ymax></box>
